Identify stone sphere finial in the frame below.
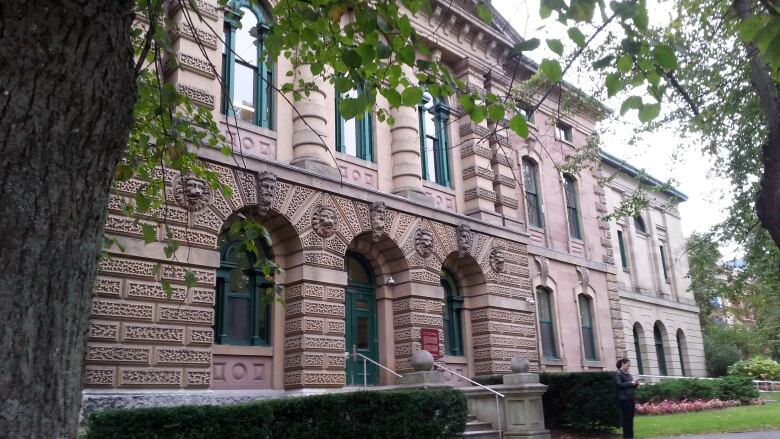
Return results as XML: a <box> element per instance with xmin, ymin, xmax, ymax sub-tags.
<box><xmin>411</xmin><ymin>350</ymin><xmax>435</xmax><ymax>372</ymax></box>
<box><xmin>510</xmin><ymin>355</ymin><xmax>530</xmax><ymax>373</ymax></box>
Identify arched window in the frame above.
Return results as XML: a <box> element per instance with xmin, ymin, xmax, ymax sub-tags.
<box><xmin>419</xmin><ymin>92</ymin><xmax>451</xmax><ymax>187</ymax></box>
<box><xmin>633</xmin><ymin>324</ymin><xmax>645</xmax><ymax>374</ymax></box>
<box><xmin>441</xmin><ymin>270</ymin><xmax>464</xmax><ymax>356</ymax></box>
<box><xmin>536</xmin><ymin>287</ymin><xmax>558</xmax><ymax>359</ymax></box>
<box><xmin>634</xmin><ymin>216</ymin><xmax>647</xmax><ymax>234</ymax></box>
<box><xmin>676</xmin><ymin>329</ymin><xmax>687</xmax><ymax>376</ymax></box>
<box><xmin>215</xmin><ymin>235</ymin><xmax>273</xmax><ymax>346</ymax></box>
<box><xmin>336</xmin><ymin>89</ymin><xmax>374</xmax><ymax>161</ymax></box>
<box><xmin>563</xmin><ymin>174</ymin><xmax>581</xmax><ymax>239</ymax></box>
<box><xmin>578</xmin><ymin>294</ymin><xmax>598</xmax><ymax>360</ymax></box>
<box><xmin>222</xmin><ymin>1</ymin><xmax>273</xmax><ymax>129</ymax></box>
<box><xmin>654</xmin><ymin>323</ymin><xmax>668</xmax><ymax>375</ymax></box>
<box><xmin>522</xmin><ymin>158</ymin><xmax>543</xmax><ymax>228</ymax></box>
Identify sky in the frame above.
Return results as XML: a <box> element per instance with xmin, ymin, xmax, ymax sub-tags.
<box><xmin>491</xmin><ymin>0</ymin><xmax>735</xmax><ymax>253</ymax></box>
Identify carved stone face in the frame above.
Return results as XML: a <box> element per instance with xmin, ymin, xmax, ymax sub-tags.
<box><xmin>369</xmin><ymin>201</ymin><xmax>386</xmax><ymax>242</ymax></box>
<box><xmin>415</xmin><ymin>229</ymin><xmax>434</xmax><ymax>258</ymax></box>
<box><xmin>173</xmin><ymin>175</ymin><xmax>211</xmax><ymax>212</ymax></box>
<box><xmin>313</xmin><ymin>206</ymin><xmax>337</xmax><ymax>238</ymax></box>
<box><xmin>489</xmin><ymin>248</ymin><xmax>505</xmax><ymax>273</ymax></box>
<box><xmin>256</xmin><ymin>171</ymin><xmax>277</xmax><ymax>216</ymax></box>
<box><xmin>456</xmin><ymin>224</ymin><xmax>472</xmax><ymax>258</ymax></box>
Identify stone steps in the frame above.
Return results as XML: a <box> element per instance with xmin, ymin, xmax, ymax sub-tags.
<box><xmin>462</xmin><ymin>414</ymin><xmax>500</xmax><ymax>439</ymax></box>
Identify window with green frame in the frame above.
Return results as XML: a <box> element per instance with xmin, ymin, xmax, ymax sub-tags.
<box><xmin>617</xmin><ymin>229</ymin><xmax>629</xmax><ymax>269</ymax></box>
<box><xmin>633</xmin><ymin>324</ymin><xmax>645</xmax><ymax>374</ymax></box>
<box><xmin>419</xmin><ymin>92</ymin><xmax>451</xmax><ymax>187</ymax></box>
<box><xmin>441</xmin><ymin>270</ymin><xmax>464</xmax><ymax>356</ymax></box>
<box><xmin>578</xmin><ymin>294</ymin><xmax>598</xmax><ymax>361</ymax></box>
<box><xmin>215</xmin><ymin>236</ymin><xmax>273</xmax><ymax>346</ymax></box>
<box><xmin>563</xmin><ymin>174</ymin><xmax>582</xmax><ymax>239</ymax></box>
<box><xmin>536</xmin><ymin>287</ymin><xmax>558</xmax><ymax>359</ymax></box>
<box><xmin>222</xmin><ymin>1</ymin><xmax>273</xmax><ymax>129</ymax></box>
<box><xmin>336</xmin><ymin>89</ymin><xmax>374</xmax><ymax>161</ymax></box>
<box><xmin>522</xmin><ymin>158</ymin><xmax>543</xmax><ymax>228</ymax></box>
<box><xmin>654</xmin><ymin>323</ymin><xmax>668</xmax><ymax>375</ymax></box>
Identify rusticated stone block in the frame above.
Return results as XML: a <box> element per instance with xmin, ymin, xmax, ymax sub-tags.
<box><xmin>119</xmin><ymin>367</ymin><xmax>183</xmax><ymax>387</ymax></box>
<box><xmin>186</xmin><ymin>369</ymin><xmax>212</xmax><ymax>387</ymax></box>
<box><xmin>156</xmin><ymin>347</ymin><xmax>212</xmax><ymax>366</ymax></box>
<box><xmin>123</xmin><ymin>324</ymin><xmax>185</xmax><ymax>344</ymax></box>
<box><xmin>87</xmin><ymin>345</ymin><xmax>151</xmax><ymax>364</ymax></box>
<box><xmin>187</xmin><ymin>328</ymin><xmax>213</xmax><ymax>345</ymax></box>
<box><xmin>85</xmin><ymin>367</ymin><xmax>116</xmax><ymax>386</ymax></box>
<box><xmin>91</xmin><ymin>299</ymin><xmax>154</xmax><ymax>321</ymax></box>
<box><xmin>190</xmin><ymin>288</ymin><xmax>215</xmax><ymax>305</ymax></box>
<box><xmin>127</xmin><ymin>282</ymin><xmax>186</xmax><ymax>302</ymax></box>
<box><xmin>283</xmin><ymin>371</ymin><xmax>345</xmax><ymax>388</ymax></box>
<box><xmin>158</xmin><ymin>305</ymin><xmax>214</xmax><ymax>324</ymax></box>
<box><xmin>161</xmin><ymin>265</ymin><xmax>216</xmax><ymax>286</ymax></box>
<box><xmin>98</xmin><ymin>257</ymin><xmax>156</xmax><ymax>279</ymax></box>
<box><xmin>89</xmin><ymin>321</ymin><xmax>120</xmax><ymax>341</ymax></box>
<box><xmin>93</xmin><ymin>277</ymin><xmax>122</xmax><ymax>297</ymax></box>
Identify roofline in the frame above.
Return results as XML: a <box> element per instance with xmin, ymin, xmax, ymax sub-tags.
<box><xmin>600</xmin><ymin>150</ymin><xmax>688</xmax><ymax>201</ymax></box>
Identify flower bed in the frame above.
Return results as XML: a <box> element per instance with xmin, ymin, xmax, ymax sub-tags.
<box><xmin>636</xmin><ymin>398</ymin><xmax>764</xmax><ymax>416</ymax></box>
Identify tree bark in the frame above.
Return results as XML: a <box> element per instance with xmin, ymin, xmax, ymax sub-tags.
<box><xmin>734</xmin><ymin>0</ymin><xmax>780</xmax><ymax>248</ymax></box>
<box><xmin>0</xmin><ymin>1</ymin><xmax>136</xmax><ymax>437</ymax></box>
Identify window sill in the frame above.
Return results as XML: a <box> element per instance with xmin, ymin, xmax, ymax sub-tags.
<box><xmin>442</xmin><ymin>355</ymin><xmax>468</xmax><ymax>364</ymax></box>
<box><xmin>569</xmin><ymin>237</ymin><xmax>585</xmax><ymax>244</ymax></box>
<box><xmin>541</xmin><ymin>357</ymin><xmax>566</xmax><ymax>366</ymax></box>
<box><xmin>528</xmin><ymin>225</ymin><xmax>545</xmax><ymax>233</ymax></box>
<box><xmin>335</xmin><ymin>151</ymin><xmax>378</xmax><ymax>169</ymax></box>
<box><xmin>582</xmin><ymin>360</ymin><xmax>604</xmax><ymax>368</ymax></box>
<box><xmin>221</xmin><ymin>116</ymin><xmax>277</xmax><ymax>140</ymax></box>
<box><xmin>213</xmin><ymin>344</ymin><xmax>274</xmax><ymax>357</ymax></box>
<box><xmin>555</xmin><ymin>136</ymin><xmax>575</xmax><ymax>147</ymax></box>
<box><xmin>623</xmin><ymin>268</ymin><xmax>631</xmax><ymax>273</ymax></box>
<box><xmin>422</xmin><ymin>180</ymin><xmax>454</xmax><ymax>193</ymax></box>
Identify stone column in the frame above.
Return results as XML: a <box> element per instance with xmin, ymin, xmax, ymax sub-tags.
<box><xmin>290</xmin><ymin>65</ymin><xmax>340</xmax><ymax>179</ymax></box>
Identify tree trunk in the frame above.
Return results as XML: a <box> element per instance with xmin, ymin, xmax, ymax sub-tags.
<box><xmin>734</xmin><ymin>0</ymin><xmax>780</xmax><ymax>248</ymax></box>
<box><xmin>0</xmin><ymin>1</ymin><xmax>136</xmax><ymax>437</ymax></box>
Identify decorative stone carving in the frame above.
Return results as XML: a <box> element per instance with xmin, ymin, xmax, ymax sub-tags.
<box><xmin>173</xmin><ymin>175</ymin><xmax>211</xmax><ymax>212</ymax></box>
<box><xmin>414</xmin><ymin>228</ymin><xmax>434</xmax><ymax>258</ymax></box>
<box><xmin>535</xmin><ymin>255</ymin><xmax>549</xmax><ymax>286</ymax></box>
<box><xmin>255</xmin><ymin>171</ymin><xmax>277</xmax><ymax>217</ymax></box>
<box><xmin>312</xmin><ymin>205</ymin><xmax>337</xmax><ymax>238</ymax></box>
<box><xmin>489</xmin><ymin>248</ymin><xmax>506</xmax><ymax>272</ymax></box>
<box><xmin>577</xmin><ymin>265</ymin><xmax>591</xmax><ymax>291</ymax></box>
<box><xmin>456</xmin><ymin>224</ymin><xmax>472</xmax><ymax>258</ymax></box>
<box><xmin>369</xmin><ymin>201</ymin><xmax>386</xmax><ymax>242</ymax></box>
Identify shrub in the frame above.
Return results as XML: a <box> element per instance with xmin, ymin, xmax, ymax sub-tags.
<box><xmin>717</xmin><ymin>376</ymin><xmax>759</xmax><ymax>402</ymax></box>
<box><xmin>540</xmin><ymin>372</ymin><xmax>620</xmax><ymax>432</ymax></box>
<box><xmin>635</xmin><ymin>399</ymin><xmax>741</xmax><ymax>415</ymax></box>
<box><xmin>728</xmin><ymin>356</ymin><xmax>780</xmax><ymax>380</ymax></box>
<box><xmin>86</xmin><ymin>389</ymin><xmax>466</xmax><ymax>439</ymax></box>
<box><xmin>472</xmin><ymin>374</ymin><xmax>504</xmax><ymax>385</ymax></box>
<box><xmin>635</xmin><ymin>377</ymin><xmax>758</xmax><ymax>404</ymax></box>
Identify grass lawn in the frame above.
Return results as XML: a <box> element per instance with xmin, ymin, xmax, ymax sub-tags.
<box><xmin>634</xmin><ymin>402</ymin><xmax>780</xmax><ymax>438</ymax></box>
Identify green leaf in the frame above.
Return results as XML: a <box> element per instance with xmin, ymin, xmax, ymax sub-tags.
<box><xmin>605</xmin><ymin>73</ymin><xmax>622</xmax><ymax>97</ymax></box>
<box><xmin>617</xmin><ymin>55</ymin><xmax>633</xmax><ymax>73</ymax></box>
<box><xmin>638</xmin><ymin>102</ymin><xmax>661</xmax><ymax>122</ymax></box>
<box><xmin>653</xmin><ymin>45</ymin><xmax>677</xmax><ymax>70</ymax></box>
<box><xmin>568</xmin><ymin>27</ymin><xmax>586</xmax><ymax>47</ymax></box>
<box><xmin>488</xmin><ymin>105</ymin><xmax>505</xmax><ymax>122</ymax></box>
<box><xmin>401</xmin><ymin>86</ymin><xmax>423</xmax><ymax>106</ymax></box>
<box><xmin>539</xmin><ymin>59</ymin><xmax>563</xmax><ymax>83</ymax></box>
<box><xmin>184</xmin><ymin>269</ymin><xmax>198</xmax><ymax>288</ymax></box>
<box><xmin>476</xmin><ymin>2</ymin><xmax>493</xmax><ymax>24</ymax></box>
<box><xmin>592</xmin><ymin>55</ymin><xmax>615</xmax><ymax>69</ymax></box>
<box><xmin>161</xmin><ymin>280</ymin><xmax>173</xmax><ymax>299</ymax></box>
<box><xmin>141</xmin><ymin>224</ymin><xmax>157</xmax><ymax>244</ymax></box>
<box><xmin>514</xmin><ymin>38</ymin><xmax>541</xmax><ymax>52</ymax></box>
<box><xmin>620</xmin><ymin>96</ymin><xmax>643</xmax><ymax>116</ymax></box>
<box><xmin>633</xmin><ymin>6</ymin><xmax>649</xmax><ymax>31</ymax></box>
<box><xmin>341</xmin><ymin>49</ymin><xmax>362</xmax><ymax>69</ymax></box>
<box><xmin>135</xmin><ymin>191</ymin><xmax>151</xmax><ymax>214</ymax></box>
<box><xmin>334</xmin><ymin>77</ymin><xmax>352</xmax><ymax>93</ymax></box>
<box><xmin>547</xmin><ymin>39</ymin><xmax>564</xmax><ymax>56</ymax></box>
<box><xmin>381</xmin><ymin>88</ymin><xmax>402</xmax><ymax>108</ymax></box>
<box><xmin>469</xmin><ymin>105</ymin><xmax>487</xmax><ymax>124</ymax></box>
<box><xmin>568</xmin><ymin>0</ymin><xmax>596</xmax><ymax>21</ymax></box>
<box><xmin>508</xmin><ymin>114</ymin><xmax>529</xmax><ymax>138</ymax></box>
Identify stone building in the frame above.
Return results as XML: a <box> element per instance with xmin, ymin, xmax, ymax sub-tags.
<box><xmin>83</xmin><ymin>0</ymin><xmax>702</xmax><ymax>402</ymax></box>
<box><xmin>601</xmin><ymin>152</ymin><xmax>706</xmax><ymax>378</ymax></box>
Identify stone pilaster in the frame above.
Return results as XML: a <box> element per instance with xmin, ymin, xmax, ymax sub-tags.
<box><xmin>282</xmin><ymin>281</ymin><xmax>347</xmax><ymax>389</ymax></box>
<box><xmin>392</xmin><ymin>297</ymin><xmax>445</xmax><ymax>373</ymax></box>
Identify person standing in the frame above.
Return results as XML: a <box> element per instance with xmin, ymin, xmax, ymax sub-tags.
<box><xmin>614</xmin><ymin>357</ymin><xmax>641</xmax><ymax>439</ymax></box>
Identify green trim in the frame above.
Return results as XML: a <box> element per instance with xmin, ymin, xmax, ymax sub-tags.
<box><xmin>419</xmin><ymin>95</ymin><xmax>451</xmax><ymax>187</ymax></box>
<box><xmin>522</xmin><ymin>158</ymin><xmax>543</xmax><ymax>228</ymax></box>
<box><xmin>441</xmin><ymin>270</ymin><xmax>463</xmax><ymax>356</ymax></box>
<box><xmin>222</xmin><ymin>1</ymin><xmax>273</xmax><ymax>129</ymax></box>
<box><xmin>335</xmin><ymin>93</ymin><xmax>374</xmax><ymax>162</ymax></box>
<box><xmin>564</xmin><ymin>175</ymin><xmax>582</xmax><ymax>239</ymax></box>
<box><xmin>536</xmin><ymin>287</ymin><xmax>558</xmax><ymax>359</ymax></box>
<box><xmin>579</xmin><ymin>295</ymin><xmax>598</xmax><ymax>361</ymax></box>
<box><xmin>345</xmin><ymin>252</ymin><xmax>378</xmax><ymax>385</ymax></box>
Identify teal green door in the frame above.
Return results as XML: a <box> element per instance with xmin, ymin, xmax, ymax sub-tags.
<box><xmin>345</xmin><ymin>253</ymin><xmax>378</xmax><ymax>386</ymax></box>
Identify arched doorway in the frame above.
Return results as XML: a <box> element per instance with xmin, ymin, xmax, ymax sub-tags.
<box><xmin>345</xmin><ymin>252</ymin><xmax>379</xmax><ymax>385</ymax></box>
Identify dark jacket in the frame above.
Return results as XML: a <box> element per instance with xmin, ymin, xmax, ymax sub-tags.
<box><xmin>614</xmin><ymin>370</ymin><xmax>637</xmax><ymax>400</ymax></box>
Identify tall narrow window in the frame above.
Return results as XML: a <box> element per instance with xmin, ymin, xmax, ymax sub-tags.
<box><xmin>563</xmin><ymin>175</ymin><xmax>582</xmax><ymax>239</ymax></box>
<box><xmin>215</xmin><ymin>235</ymin><xmax>273</xmax><ymax>346</ymax></box>
<box><xmin>634</xmin><ymin>216</ymin><xmax>647</xmax><ymax>234</ymax></box>
<box><xmin>517</xmin><ymin>105</ymin><xmax>535</xmax><ymax>123</ymax></box>
<box><xmin>654</xmin><ymin>323</ymin><xmax>668</xmax><ymax>376</ymax></box>
<box><xmin>222</xmin><ymin>1</ymin><xmax>273</xmax><ymax>129</ymax></box>
<box><xmin>523</xmin><ymin>158</ymin><xmax>542</xmax><ymax>228</ymax></box>
<box><xmin>677</xmin><ymin>329</ymin><xmax>687</xmax><ymax>376</ymax></box>
<box><xmin>555</xmin><ymin>122</ymin><xmax>573</xmax><ymax>142</ymax></box>
<box><xmin>419</xmin><ymin>92</ymin><xmax>451</xmax><ymax>187</ymax></box>
<box><xmin>578</xmin><ymin>294</ymin><xmax>598</xmax><ymax>361</ymax></box>
<box><xmin>537</xmin><ymin>287</ymin><xmax>558</xmax><ymax>359</ymax></box>
<box><xmin>441</xmin><ymin>271</ymin><xmax>464</xmax><ymax>356</ymax></box>
<box><xmin>660</xmin><ymin>245</ymin><xmax>670</xmax><ymax>281</ymax></box>
<box><xmin>336</xmin><ymin>90</ymin><xmax>374</xmax><ymax>161</ymax></box>
<box><xmin>633</xmin><ymin>325</ymin><xmax>645</xmax><ymax>374</ymax></box>
<box><xmin>618</xmin><ymin>230</ymin><xmax>629</xmax><ymax>269</ymax></box>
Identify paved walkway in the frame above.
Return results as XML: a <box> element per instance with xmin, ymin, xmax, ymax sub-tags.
<box><xmin>653</xmin><ymin>431</ymin><xmax>780</xmax><ymax>439</ymax></box>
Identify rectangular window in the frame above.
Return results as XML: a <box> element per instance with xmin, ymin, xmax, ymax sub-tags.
<box><xmin>564</xmin><ymin>175</ymin><xmax>581</xmax><ymax>239</ymax></box>
<box><xmin>579</xmin><ymin>295</ymin><xmax>598</xmax><ymax>361</ymax></box>
<box><xmin>537</xmin><ymin>288</ymin><xmax>558</xmax><ymax>359</ymax></box>
<box><xmin>518</xmin><ymin>105</ymin><xmax>535</xmax><ymax>124</ymax></box>
<box><xmin>555</xmin><ymin>122</ymin><xmax>573</xmax><ymax>142</ymax></box>
<box><xmin>618</xmin><ymin>230</ymin><xmax>629</xmax><ymax>269</ymax></box>
<box><xmin>522</xmin><ymin>159</ymin><xmax>542</xmax><ymax>228</ymax></box>
<box><xmin>336</xmin><ymin>90</ymin><xmax>374</xmax><ymax>162</ymax></box>
<box><xmin>660</xmin><ymin>245</ymin><xmax>670</xmax><ymax>281</ymax></box>
<box><xmin>420</xmin><ymin>94</ymin><xmax>451</xmax><ymax>187</ymax></box>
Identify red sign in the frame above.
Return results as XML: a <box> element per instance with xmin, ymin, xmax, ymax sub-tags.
<box><xmin>420</xmin><ymin>328</ymin><xmax>441</xmax><ymax>359</ymax></box>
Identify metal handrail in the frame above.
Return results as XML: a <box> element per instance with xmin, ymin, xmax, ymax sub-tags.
<box><xmin>433</xmin><ymin>363</ymin><xmax>504</xmax><ymax>439</ymax></box>
<box><xmin>346</xmin><ymin>347</ymin><xmax>402</xmax><ymax>387</ymax></box>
